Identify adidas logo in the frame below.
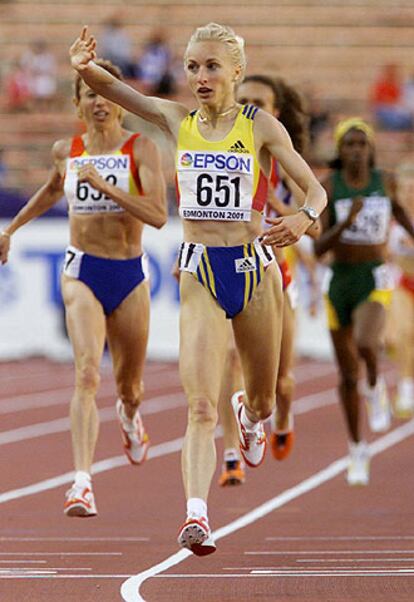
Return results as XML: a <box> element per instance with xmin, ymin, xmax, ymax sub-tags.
<box><xmin>235</xmin><ymin>256</ymin><xmax>256</xmax><ymax>273</ymax></box>
<box><xmin>228</xmin><ymin>140</ymin><xmax>249</xmax><ymax>153</ymax></box>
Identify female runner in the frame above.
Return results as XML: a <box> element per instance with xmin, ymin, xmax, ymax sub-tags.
<box><xmin>218</xmin><ymin>74</ymin><xmax>315</xmax><ymax>487</ymax></box>
<box><xmin>0</xmin><ymin>59</ymin><xmax>167</xmax><ymax>516</ymax></box>
<box><xmin>389</xmin><ymin>163</ymin><xmax>414</xmax><ymax>416</ymax></box>
<box><xmin>314</xmin><ymin>118</ymin><xmax>414</xmax><ymax>486</ymax></box>
<box><xmin>70</xmin><ymin>23</ymin><xmax>326</xmax><ymax>554</ymax></box>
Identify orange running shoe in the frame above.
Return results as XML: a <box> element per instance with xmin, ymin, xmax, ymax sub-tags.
<box><xmin>270</xmin><ymin>411</ymin><xmax>294</xmax><ymax>461</ymax></box>
<box><xmin>177</xmin><ymin>516</ymin><xmax>216</xmax><ymax>556</ymax></box>
<box><xmin>218</xmin><ymin>459</ymin><xmax>246</xmax><ymax>487</ymax></box>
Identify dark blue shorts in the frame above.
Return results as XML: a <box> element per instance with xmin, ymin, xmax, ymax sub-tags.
<box><xmin>178</xmin><ymin>240</ymin><xmax>275</xmax><ymax>319</ymax></box>
<box><xmin>63</xmin><ymin>246</ymin><xmax>148</xmax><ymax>315</ymax></box>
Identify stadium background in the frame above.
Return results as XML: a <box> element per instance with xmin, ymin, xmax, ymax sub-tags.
<box><xmin>0</xmin><ymin>0</ymin><xmax>413</xmax><ymax>361</ymax></box>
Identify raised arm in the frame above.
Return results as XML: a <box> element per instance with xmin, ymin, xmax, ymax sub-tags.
<box><xmin>69</xmin><ymin>26</ymin><xmax>188</xmax><ymax>137</ymax></box>
<box><xmin>0</xmin><ymin>141</ymin><xmax>67</xmax><ymax>264</ymax></box>
<box><xmin>76</xmin><ymin>135</ymin><xmax>167</xmax><ymax>228</ymax></box>
<box><xmin>256</xmin><ymin>111</ymin><xmax>327</xmax><ymax>246</ymax></box>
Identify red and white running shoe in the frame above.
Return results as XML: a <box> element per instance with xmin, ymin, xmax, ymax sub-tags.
<box><xmin>64</xmin><ymin>484</ymin><xmax>97</xmax><ymax>517</ymax></box>
<box><xmin>231</xmin><ymin>391</ymin><xmax>267</xmax><ymax>467</ymax></box>
<box><xmin>116</xmin><ymin>399</ymin><xmax>150</xmax><ymax>465</ymax></box>
<box><xmin>177</xmin><ymin>516</ymin><xmax>216</xmax><ymax>556</ymax></box>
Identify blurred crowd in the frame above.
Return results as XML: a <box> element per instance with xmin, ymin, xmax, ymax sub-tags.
<box><xmin>1</xmin><ymin>20</ymin><xmax>414</xmax><ymax>216</ymax></box>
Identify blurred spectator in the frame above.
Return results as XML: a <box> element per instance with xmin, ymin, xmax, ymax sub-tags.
<box><xmin>100</xmin><ymin>16</ymin><xmax>136</xmax><ymax>79</ymax></box>
<box><xmin>301</xmin><ymin>83</ymin><xmax>331</xmax><ymax>145</ymax></box>
<box><xmin>21</xmin><ymin>40</ymin><xmax>58</xmax><ymax>110</ymax></box>
<box><xmin>4</xmin><ymin>58</ymin><xmax>32</xmax><ymax>112</ymax></box>
<box><xmin>402</xmin><ymin>71</ymin><xmax>414</xmax><ymax>123</ymax></box>
<box><xmin>136</xmin><ymin>28</ymin><xmax>177</xmax><ymax>96</ymax></box>
<box><xmin>369</xmin><ymin>64</ymin><xmax>412</xmax><ymax>131</ymax></box>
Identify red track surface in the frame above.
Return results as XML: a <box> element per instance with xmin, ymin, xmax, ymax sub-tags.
<box><xmin>0</xmin><ymin>357</ymin><xmax>413</xmax><ymax>601</ymax></box>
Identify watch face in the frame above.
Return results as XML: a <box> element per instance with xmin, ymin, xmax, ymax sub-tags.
<box><xmin>308</xmin><ymin>207</ymin><xmax>318</xmax><ymax>220</ymax></box>
<box><xmin>301</xmin><ymin>206</ymin><xmax>318</xmax><ymax>221</ymax></box>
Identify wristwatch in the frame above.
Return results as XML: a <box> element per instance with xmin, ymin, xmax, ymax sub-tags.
<box><xmin>298</xmin><ymin>205</ymin><xmax>319</xmax><ymax>223</ymax></box>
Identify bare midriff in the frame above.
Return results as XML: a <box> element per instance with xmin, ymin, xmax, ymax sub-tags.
<box><xmin>69</xmin><ymin>212</ymin><xmax>144</xmax><ymax>258</ymax></box>
<box><xmin>182</xmin><ymin>209</ymin><xmax>263</xmax><ymax>247</ymax></box>
<box><xmin>333</xmin><ymin>241</ymin><xmax>387</xmax><ymax>264</ymax></box>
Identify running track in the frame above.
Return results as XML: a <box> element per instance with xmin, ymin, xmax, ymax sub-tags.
<box><xmin>0</xmin><ymin>357</ymin><xmax>413</xmax><ymax>602</ymax></box>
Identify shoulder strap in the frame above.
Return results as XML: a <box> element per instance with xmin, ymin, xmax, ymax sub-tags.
<box><xmin>242</xmin><ymin>104</ymin><xmax>259</xmax><ymax>120</ymax></box>
<box><xmin>121</xmin><ymin>133</ymin><xmax>143</xmax><ymax>195</ymax></box>
<box><xmin>121</xmin><ymin>133</ymin><xmax>141</xmax><ymax>155</ymax></box>
<box><xmin>70</xmin><ymin>136</ymin><xmax>85</xmax><ymax>157</ymax></box>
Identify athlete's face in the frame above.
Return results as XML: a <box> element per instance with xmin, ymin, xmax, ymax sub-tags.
<box><xmin>236</xmin><ymin>81</ymin><xmax>279</xmax><ymax>117</ymax></box>
<box><xmin>185</xmin><ymin>41</ymin><xmax>240</xmax><ymax>107</ymax></box>
<box><xmin>339</xmin><ymin>129</ymin><xmax>372</xmax><ymax>168</ymax></box>
<box><xmin>76</xmin><ymin>81</ymin><xmax>122</xmax><ymax>127</ymax></box>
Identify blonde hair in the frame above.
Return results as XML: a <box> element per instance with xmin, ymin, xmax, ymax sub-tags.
<box><xmin>184</xmin><ymin>23</ymin><xmax>246</xmax><ymax>81</ymax></box>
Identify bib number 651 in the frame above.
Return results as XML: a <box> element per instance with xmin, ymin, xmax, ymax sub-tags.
<box><xmin>196</xmin><ymin>174</ymin><xmax>241</xmax><ymax>208</ymax></box>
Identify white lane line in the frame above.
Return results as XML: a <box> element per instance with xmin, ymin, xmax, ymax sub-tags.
<box><xmin>0</xmin><ymin>537</ymin><xmax>149</xmax><ymax>542</ymax></box>
<box><xmin>246</xmin><ymin>550</ymin><xmax>414</xmax><ymax>555</ymax></box>
<box><xmin>251</xmin><ymin>568</ymin><xmax>414</xmax><ymax>573</ymax></box>
<box><xmin>223</xmin><ymin>563</ymin><xmax>414</xmax><ymax>569</ymax></box>
<box><xmin>141</xmin><ymin>571</ymin><xmax>414</xmax><ymax>578</ymax></box>
<box><xmin>0</xmin><ymin>574</ymin><xmax>133</xmax><ymax>579</ymax></box>
<box><xmin>266</xmin><ymin>536</ymin><xmax>414</xmax><ymax>541</ymax></box>
<box><xmin>0</xmin><ymin>392</ymin><xmax>186</xmax><ymax>447</ymax></box>
<box><xmin>299</xmin><ymin>558</ymin><xmax>414</xmax><ymax>563</ymax></box>
<box><xmin>0</xmin><ymin>553</ymin><xmax>121</xmax><ymax>556</ymax></box>
<box><xmin>0</xmin><ymin>560</ymin><xmax>47</xmax><ymax>564</ymax></box>
<box><xmin>0</xmin><ymin>567</ymin><xmax>92</xmax><ymax>572</ymax></box>
<box><xmin>120</xmin><ymin>418</ymin><xmax>414</xmax><ymax>602</ymax></box>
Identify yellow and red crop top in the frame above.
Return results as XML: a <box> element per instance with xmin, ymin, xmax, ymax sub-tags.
<box><xmin>175</xmin><ymin>105</ymin><xmax>267</xmax><ymax>222</ymax></box>
<box><xmin>64</xmin><ymin>133</ymin><xmax>143</xmax><ymax>214</ymax></box>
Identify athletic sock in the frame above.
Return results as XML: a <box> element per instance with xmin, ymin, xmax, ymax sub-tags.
<box><xmin>187</xmin><ymin>497</ymin><xmax>207</xmax><ymax>520</ymax></box>
<box><xmin>399</xmin><ymin>378</ymin><xmax>414</xmax><ymax>398</ymax></box>
<box><xmin>224</xmin><ymin>448</ymin><xmax>239</xmax><ymax>463</ymax></box>
<box><xmin>240</xmin><ymin>405</ymin><xmax>260</xmax><ymax>432</ymax></box>
<box><xmin>74</xmin><ymin>471</ymin><xmax>91</xmax><ymax>489</ymax></box>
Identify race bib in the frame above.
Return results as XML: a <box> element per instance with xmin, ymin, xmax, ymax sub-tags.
<box><xmin>65</xmin><ymin>154</ymin><xmax>130</xmax><ymax>214</ymax></box>
<box><xmin>177</xmin><ymin>150</ymin><xmax>254</xmax><ymax>221</ymax></box>
<box><xmin>335</xmin><ymin>196</ymin><xmax>391</xmax><ymax>245</ymax></box>
<box><xmin>373</xmin><ymin>263</ymin><xmax>394</xmax><ymax>290</ymax></box>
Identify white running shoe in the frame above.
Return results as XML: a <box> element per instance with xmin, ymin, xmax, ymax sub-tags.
<box><xmin>347</xmin><ymin>441</ymin><xmax>370</xmax><ymax>486</ymax></box>
<box><xmin>394</xmin><ymin>381</ymin><xmax>414</xmax><ymax>419</ymax></box>
<box><xmin>177</xmin><ymin>516</ymin><xmax>216</xmax><ymax>556</ymax></box>
<box><xmin>231</xmin><ymin>391</ymin><xmax>267</xmax><ymax>468</ymax></box>
<box><xmin>116</xmin><ymin>399</ymin><xmax>150</xmax><ymax>465</ymax></box>
<box><xmin>365</xmin><ymin>377</ymin><xmax>391</xmax><ymax>433</ymax></box>
<box><xmin>64</xmin><ymin>483</ymin><xmax>97</xmax><ymax>517</ymax></box>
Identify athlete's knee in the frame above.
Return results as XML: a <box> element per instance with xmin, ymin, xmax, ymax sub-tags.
<box><xmin>276</xmin><ymin>375</ymin><xmax>295</xmax><ymax>402</ymax></box>
<box><xmin>188</xmin><ymin>396</ymin><xmax>218</xmax><ymax>428</ymax></box>
<box><xmin>75</xmin><ymin>359</ymin><xmax>100</xmax><ymax>393</ymax></box>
